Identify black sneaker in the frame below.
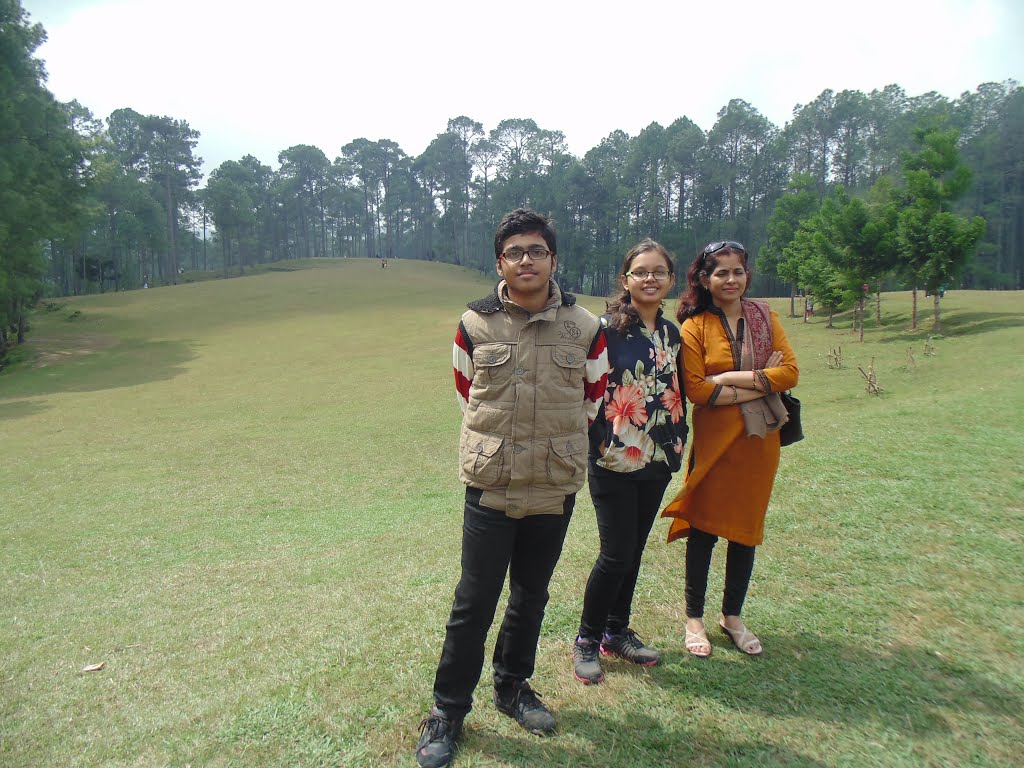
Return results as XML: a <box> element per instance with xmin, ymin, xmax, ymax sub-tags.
<box><xmin>415</xmin><ymin>706</ymin><xmax>462</xmax><ymax>768</ymax></box>
<box><xmin>572</xmin><ymin>638</ymin><xmax>605</xmax><ymax>684</ymax></box>
<box><xmin>493</xmin><ymin>681</ymin><xmax>556</xmax><ymax>735</ymax></box>
<box><xmin>600</xmin><ymin>628</ymin><xmax>660</xmax><ymax>666</ymax></box>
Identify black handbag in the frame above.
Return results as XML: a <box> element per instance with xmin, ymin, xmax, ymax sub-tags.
<box><xmin>779</xmin><ymin>391</ymin><xmax>803</xmax><ymax>447</ymax></box>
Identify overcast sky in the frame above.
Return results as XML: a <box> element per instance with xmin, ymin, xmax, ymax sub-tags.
<box><xmin>22</xmin><ymin>0</ymin><xmax>1024</xmax><ymax>179</ymax></box>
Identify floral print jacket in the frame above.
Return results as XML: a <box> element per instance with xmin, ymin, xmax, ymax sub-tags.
<box><xmin>588</xmin><ymin>311</ymin><xmax>688</xmax><ymax>473</ymax></box>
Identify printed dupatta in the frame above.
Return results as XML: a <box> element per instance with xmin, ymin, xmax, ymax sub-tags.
<box><xmin>738</xmin><ymin>300</ymin><xmax>789</xmax><ymax>439</ymax></box>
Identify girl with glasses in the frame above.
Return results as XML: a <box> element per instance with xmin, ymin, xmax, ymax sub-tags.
<box><xmin>662</xmin><ymin>241</ymin><xmax>799</xmax><ymax>657</ymax></box>
<box><xmin>573</xmin><ymin>239</ymin><xmax>688</xmax><ymax>684</ymax></box>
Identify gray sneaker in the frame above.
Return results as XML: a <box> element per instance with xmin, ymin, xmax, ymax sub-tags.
<box><xmin>493</xmin><ymin>681</ymin><xmax>556</xmax><ymax>735</ymax></box>
<box><xmin>573</xmin><ymin>638</ymin><xmax>605</xmax><ymax>684</ymax></box>
<box><xmin>600</xmin><ymin>628</ymin><xmax>660</xmax><ymax>666</ymax></box>
<box><xmin>415</xmin><ymin>706</ymin><xmax>462</xmax><ymax>768</ymax></box>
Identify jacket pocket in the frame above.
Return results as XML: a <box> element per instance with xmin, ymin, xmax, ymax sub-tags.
<box><xmin>473</xmin><ymin>343</ymin><xmax>513</xmax><ymax>385</ymax></box>
<box><xmin>551</xmin><ymin>344</ymin><xmax>586</xmax><ymax>386</ymax></box>
<box><xmin>547</xmin><ymin>434</ymin><xmax>586</xmax><ymax>484</ymax></box>
<box><xmin>462</xmin><ymin>430</ymin><xmax>506</xmax><ymax>486</ymax></box>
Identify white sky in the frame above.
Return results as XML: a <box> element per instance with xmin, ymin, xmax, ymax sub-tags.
<box><xmin>23</xmin><ymin>0</ymin><xmax>1024</xmax><ymax>180</ymax></box>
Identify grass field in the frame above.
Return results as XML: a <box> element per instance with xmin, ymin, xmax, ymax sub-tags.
<box><xmin>2</xmin><ymin>259</ymin><xmax>1022</xmax><ymax>767</ymax></box>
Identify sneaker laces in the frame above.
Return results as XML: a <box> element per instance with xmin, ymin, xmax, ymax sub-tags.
<box><xmin>515</xmin><ymin>683</ymin><xmax>546</xmax><ymax>713</ymax></box>
<box><xmin>575</xmin><ymin>639</ymin><xmax>599</xmax><ymax>662</ymax></box>
<box><xmin>617</xmin><ymin>628</ymin><xmax>647</xmax><ymax>651</ymax></box>
<box><xmin>418</xmin><ymin>712</ymin><xmax>448</xmax><ymax>741</ymax></box>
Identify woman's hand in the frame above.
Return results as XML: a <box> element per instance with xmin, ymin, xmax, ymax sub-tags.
<box><xmin>766</xmin><ymin>350</ymin><xmax>784</xmax><ymax>368</ymax></box>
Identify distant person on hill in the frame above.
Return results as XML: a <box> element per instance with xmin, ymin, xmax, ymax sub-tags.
<box><xmin>415</xmin><ymin>208</ymin><xmax>609</xmax><ymax>768</ymax></box>
<box><xmin>662</xmin><ymin>241</ymin><xmax>799</xmax><ymax>658</ymax></box>
<box><xmin>571</xmin><ymin>238</ymin><xmax>687</xmax><ymax>685</ymax></box>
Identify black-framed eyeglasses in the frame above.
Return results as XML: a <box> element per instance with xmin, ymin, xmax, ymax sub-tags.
<box><xmin>501</xmin><ymin>246</ymin><xmax>551</xmax><ymax>263</ymax></box>
<box><xmin>702</xmin><ymin>240</ymin><xmax>746</xmax><ymax>257</ymax></box>
<box><xmin>626</xmin><ymin>269</ymin><xmax>672</xmax><ymax>282</ymax></box>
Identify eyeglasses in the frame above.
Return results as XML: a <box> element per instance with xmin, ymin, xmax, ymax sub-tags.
<box><xmin>702</xmin><ymin>240</ymin><xmax>746</xmax><ymax>257</ymax></box>
<box><xmin>626</xmin><ymin>269</ymin><xmax>672</xmax><ymax>282</ymax></box>
<box><xmin>501</xmin><ymin>246</ymin><xmax>551</xmax><ymax>263</ymax></box>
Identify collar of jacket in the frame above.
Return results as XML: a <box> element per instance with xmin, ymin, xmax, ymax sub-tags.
<box><xmin>467</xmin><ymin>279</ymin><xmax>577</xmax><ymax>314</ymax></box>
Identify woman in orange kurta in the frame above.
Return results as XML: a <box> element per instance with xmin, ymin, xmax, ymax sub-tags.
<box><xmin>661</xmin><ymin>241</ymin><xmax>798</xmax><ymax>657</ymax></box>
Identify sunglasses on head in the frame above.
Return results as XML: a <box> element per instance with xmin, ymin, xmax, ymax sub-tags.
<box><xmin>702</xmin><ymin>240</ymin><xmax>746</xmax><ymax>257</ymax></box>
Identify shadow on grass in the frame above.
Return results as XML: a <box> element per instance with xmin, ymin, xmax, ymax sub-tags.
<box><xmin>656</xmin><ymin>636</ymin><xmax>1021</xmax><ymax>736</ymax></box>
<box><xmin>862</xmin><ymin>309</ymin><xmax>1024</xmax><ymax>345</ymax></box>
<box><xmin>0</xmin><ymin>399</ymin><xmax>48</xmax><ymax>420</ymax></box>
<box><xmin>808</xmin><ymin>304</ymin><xmax>1024</xmax><ymax>344</ymax></box>
<box><xmin>468</xmin><ymin>709</ymin><xmax>828</xmax><ymax>767</ymax></box>
<box><xmin>0</xmin><ymin>338</ymin><xmax>197</xmax><ymax>400</ymax></box>
<box><xmin>936</xmin><ymin>310</ymin><xmax>1024</xmax><ymax>337</ymax></box>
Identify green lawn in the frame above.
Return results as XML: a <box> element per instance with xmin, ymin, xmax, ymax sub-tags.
<box><xmin>2</xmin><ymin>260</ymin><xmax>1022</xmax><ymax>767</ymax></box>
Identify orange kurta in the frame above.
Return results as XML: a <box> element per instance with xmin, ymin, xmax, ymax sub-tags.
<box><xmin>661</xmin><ymin>305</ymin><xmax>799</xmax><ymax>546</ymax></box>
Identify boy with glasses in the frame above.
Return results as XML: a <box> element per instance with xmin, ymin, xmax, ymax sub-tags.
<box><xmin>415</xmin><ymin>208</ymin><xmax>608</xmax><ymax>768</ymax></box>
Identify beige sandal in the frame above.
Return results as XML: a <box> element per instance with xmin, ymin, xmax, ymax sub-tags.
<box><xmin>684</xmin><ymin>621</ymin><xmax>712</xmax><ymax>658</ymax></box>
<box><xmin>719</xmin><ymin>615</ymin><xmax>762</xmax><ymax>656</ymax></box>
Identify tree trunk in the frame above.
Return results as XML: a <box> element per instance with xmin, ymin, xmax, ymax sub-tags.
<box><xmin>859</xmin><ymin>297</ymin><xmax>865</xmax><ymax>342</ymax></box>
<box><xmin>789</xmin><ymin>288</ymin><xmax>796</xmax><ymax>318</ymax></box>
<box><xmin>109</xmin><ymin>206</ymin><xmax>117</xmax><ymax>293</ymax></box>
<box><xmin>827</xmin><ymin>310</ymin><xmax>834</xmax><ymax>329</ymax></box>
<box><xmin>875</xmin><ymin>290</ymin><xmax>882</xmax><ymax>324</ymax></box>
<box><xmin>933</xmin><ymin>293</ymin><xmax>941</xmax><ymax>331</ymax></box>
<box><xmin>320</xmin><ymin>192</ymin><xmax>328</xmax><ymax>258</ymax></box>
<box><xmin>203</xmin><ymin>205</ymin><xmax>208</xmax><ymax>271</ymax></box>
<box><xmin>78</xmin><ymin>243</ymin><xmax>86</xmax><ymax>294</ymax></box>
<box><xmin>911</xmin><ymin>286</ymin><xmax>918</xmax><ymax>331</ymax></box>
<box><xmin>165</xmin><ymin>174</ymin><xmax>177</xmax><ymax>284</ymax></box>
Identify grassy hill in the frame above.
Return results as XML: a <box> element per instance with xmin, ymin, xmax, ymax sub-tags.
<box><xmin>2</xmin><ymin>260</ymin><xmax>1022</xmax><ymax>767</ymax></box>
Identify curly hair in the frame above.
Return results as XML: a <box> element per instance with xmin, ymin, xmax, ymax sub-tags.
<box><xmin>605</xmin><ymin>238</ymin><xmax>675</xmax><ymax>334</ymax></box>
<box><xmin>676</xmin><ymin>242</ymin><xmax>751</xmax><ymax>323</ymax></box>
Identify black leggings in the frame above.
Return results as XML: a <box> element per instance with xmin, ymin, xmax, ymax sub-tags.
<box><xmin>684</xmin><ymin>527</ymin><xmax>755</xmax><ymax>618</ymax></box>
<box><xmin>577</xmin><ymin>461</ymin><xmax>672</xmax><ymax>642</ymax></box>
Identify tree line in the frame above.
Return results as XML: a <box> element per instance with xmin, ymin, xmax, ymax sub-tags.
<box><xmin>2</xmin><ymin>0</ymin><xmax>1022</xmax><ymax>360</ymax></box>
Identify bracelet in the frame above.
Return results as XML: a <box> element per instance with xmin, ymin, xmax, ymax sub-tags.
<box><xmin>731</xmin><ymin>386</ymin><xmax>738</xmax><ymax>404</ymax></box>
<box><xmin>752</xmin><ymin>370</ymin><xmax>757</xmax><ymax>390</ymax></box>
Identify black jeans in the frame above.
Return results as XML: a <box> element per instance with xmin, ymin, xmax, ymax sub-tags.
<box><xmin>432</xmin><ymin>487</ymin><xmax>574</xmax><ymax>720</ymax></box>
<box><xmin>577</xmin><ymin>460</ymin><xmax>672</xmax><ymax>643</ymax></box>
<box><xmin>684</xmin><ymin>527</ymin><xmax>756</xmax><ymax>618</ymax></box>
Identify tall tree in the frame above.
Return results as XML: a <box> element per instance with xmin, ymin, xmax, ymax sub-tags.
<box><xmin>278</xmin><ymin>144</ymin><xmax>330</xmax><ymax>258</ymax></box>
<box><xmin>898</xmin><ymin>126</ymin><xmax>985</xmax><ymax>329</ymax></box>
<box><xmin>446</xmin><ymin>116</ymin><xmax>483</xmax><ymax>265</ymax></box>
<box><xmin>490</xmin><ymin>118</ymin><xmax>542</xmax><ymax>209</ymax></box>
<box><xmin>821</xmin><ymin>187</ymin><xmax>900</xmax><ymax>340</ymax></box>
<box><xmin>785</xmin><ymin>89</ymin><xmax>839</xmax><ymax>194</ymax></box>
<box><xmin>831</xmin><ymin>89</ymin><xmax>869</xmax><ymax>190</ymax></box>
<box><xmin>760</xmin><ymin>173</ymin><xmax>820</xmax><ymax>316</ymax></box>
<box><xmin>0</xmin><ymin>0</ymin><xmax>85</xmax><ymax>356</ymax></box>
<box><xmin>141</xmin><ymin>115</ymin><xmax>202</xmax><ymax>282</ymax></box>
<box><xmin>664</xmin><ymin>116</ymin><xmax>706</xmax><ymax>250</ymax></box>
<box><xmin>781</xmin><ymin>224</ymin><xmax>849</xmax><ymax>327</ymax></box>
<box><xmin>954</xmin><ymin>81</ymin><xmax>1023</xmax><ymax>288</ymax></box>
<box><xmin>205</xmin><ymin>160</ymin><xmax>258</xmax><ymax>273</ymax></box>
